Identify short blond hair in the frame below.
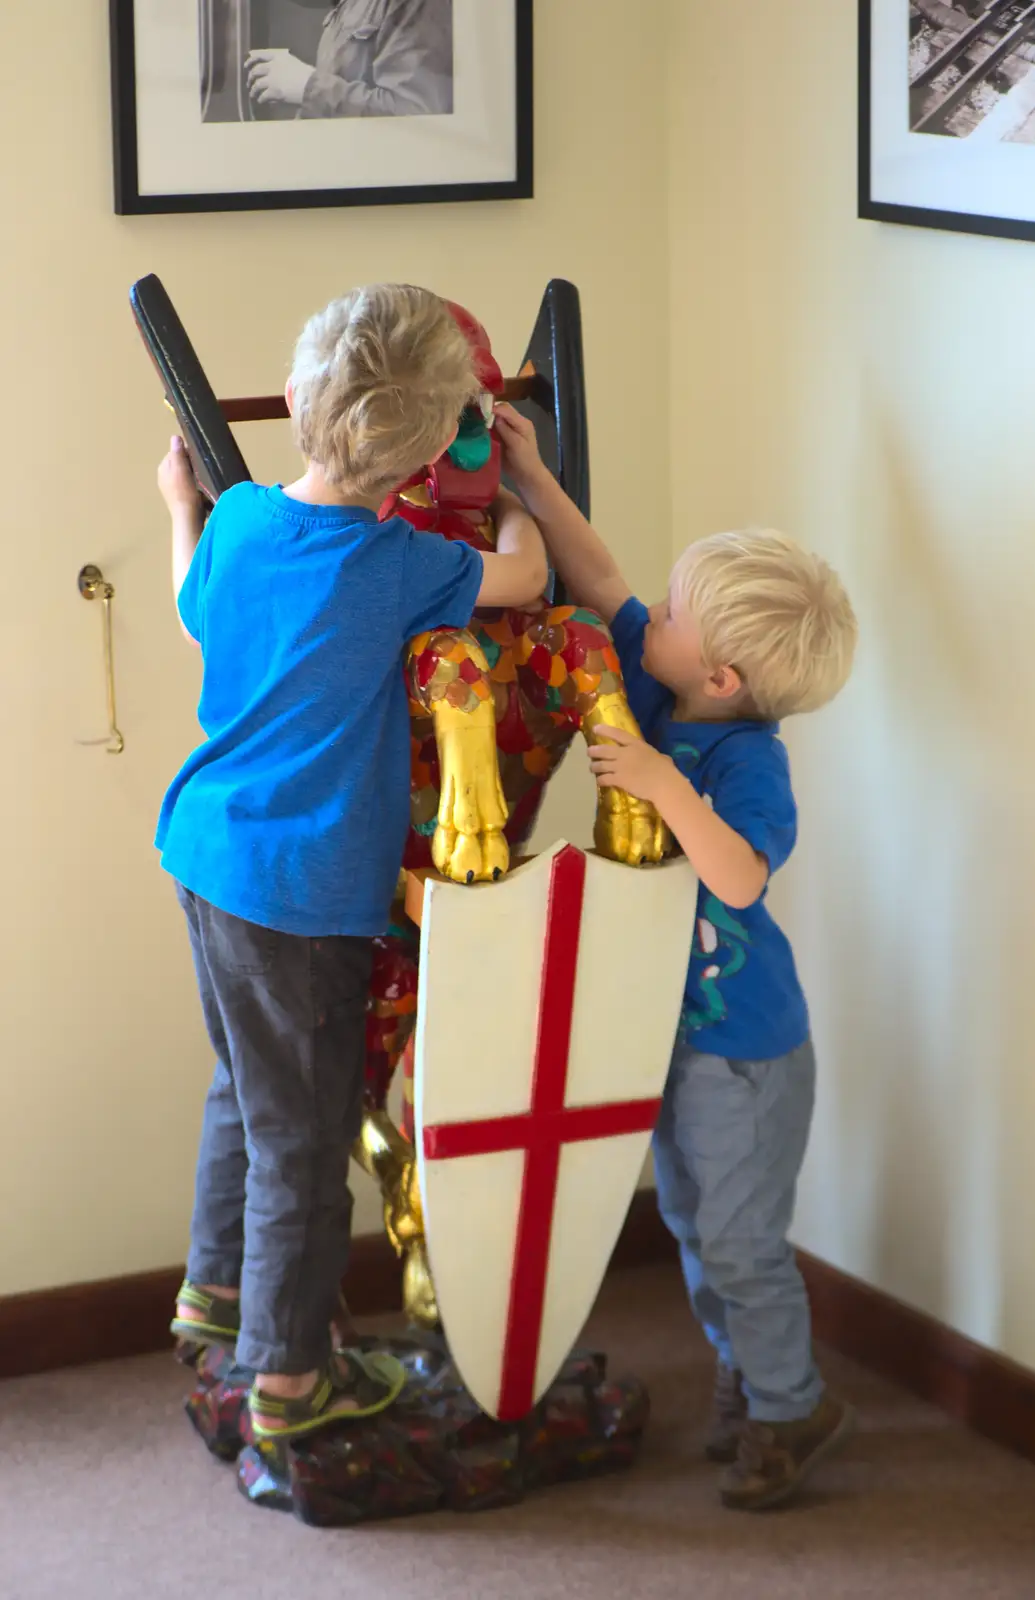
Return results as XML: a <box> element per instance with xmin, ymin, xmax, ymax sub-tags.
<box><xmin>671</xmin><ymin>528</ymin><xmax>857</xmax><ymax>720</ymax></box>
<box><xmin>290</xmin><ymin>284</ymin><xmax>477</xmax><ymax>497</ymax></box>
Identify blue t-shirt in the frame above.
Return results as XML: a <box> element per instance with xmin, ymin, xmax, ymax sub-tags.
<box><xmin>611</xmin><ymin>598</ymin><xmax>809</xmax><ymax>1060</ymax></box>
<box><xmin>156</xmin><ymin>482</ymin><xmax>483</xmax><ymax>937</ymax></box>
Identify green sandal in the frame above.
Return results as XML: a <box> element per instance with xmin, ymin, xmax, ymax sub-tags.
<box><xmin>249</xmin><ymin>1350</ymin><xmax>406</xmax><ymax>1442</ymax></box>
<box><xmin>170</xmin><ymin>1281</ymin><xmax>241</xmax><ymax>1350</ymax></box>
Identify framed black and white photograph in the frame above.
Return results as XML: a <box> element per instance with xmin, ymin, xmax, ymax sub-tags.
<box><xmin>861</xmin><ymin>1</ymin><xmax>1035</xmax><ymax>243</ymax></box>
<box><xmin>110</xmin><ymin>0</ymin><xmax>533</xmax><ymax>215</ymax></box>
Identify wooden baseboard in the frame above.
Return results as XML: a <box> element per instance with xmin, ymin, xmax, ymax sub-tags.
<box><xmin>0</xmin><ymin>1266</ymin><xmax>187</xmax><ymax>1381</ymax></box>
<box><xmin>0</xmin><ymin>1198</ymin><xmax>657</xmax><ymax>1382</ymax></box>
<box><xmin>0</xmin><ymin>1236</ymin><xmax>405</xmax><ymax>1384</ymax></box>
<box><xmin>3</xmin><ymin>1191</ymin><xmax>1034</xmax><ymax>1468</ymax></box>
<box><xmin>797</xmin><ymin>1250</ymin><xmax>1035</xmax><ymax>1463</ymax></box>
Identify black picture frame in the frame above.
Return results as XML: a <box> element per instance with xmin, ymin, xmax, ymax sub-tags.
<box><xmin>110</xmin><ymin>0</ymin><xmax>534</xmax><ymax>216</ymax></box>
<box><xmin>860</xmin><ymin>1</ymin><xmax>1035</xmax><ymax>244</ymax></box>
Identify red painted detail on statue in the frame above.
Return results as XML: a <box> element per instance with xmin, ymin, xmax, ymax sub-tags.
<box><xmin>444</xmin><ymin>301</ymin><xmax>504</xmax><ymax>394</ymax></box>
<box><xmin>428</xmin><ymin>448</ymin><xmax>502</xmax><ymax>516</ymax></box>
<box><xmin>527</xmin><ymin>644</ymin><xmax>553</xmax><ymax>682</ymax></box>
<box><xmin>565</xmin><ymin>618</ymin><xmax>611</xmax><ymax>646</ymax></box>
<box><xmin>521</xmin><ymin>673</ymin><xmax>550</xmax><ymax>713</ymax></box>
<box><xmin>560</xmin><ymin>627</ymin><xmax>612</xmax><ymax>673</ymax></box>
<box><xmin>458</xmin><ymin>656</ymin><xmax>485</xmax><ymax>687</ymax></box>
<box><xmin>560</xmin><ymin>635</ymin><xmax>586</xmax><ymax>670</ymax></box>
<box><xmin>422</xmin><ymin>846</ymin><xmax>663</xmax><ymax>1423</ymax></box>
<box><xmin>495</xmin><ymin>690</ymin><xmax>536</xmax><ymax>754</ymax></box>
<box><xmin>415</xmin><ymin>649</ymin><xmax>439</xmax><ymax>690</ymax></box>
<box><xmin>402</xmin><ymin>832</ymin><xmax>434</xmax><ymax>871</ymax></box>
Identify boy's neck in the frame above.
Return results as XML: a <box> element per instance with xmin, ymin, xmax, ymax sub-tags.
<box><xmin>672</xmin><ymin>693</ymin><xmax>763</xmax><ymax>725</ymax></box>
<box><xmin>673</xmin><ymin>703</ymin><xmax>740</xmax><ymax>725</ymax></box>
<box><xmin>282</xmin><ymin>462</ymin><xmax>383</xmax><ymax>514</ymax></box>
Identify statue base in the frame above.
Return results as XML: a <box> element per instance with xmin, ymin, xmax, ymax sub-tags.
<box><xmin>184</xmin><ymin>1331</ymin><xmax>649</xmax><ymax>1526</ymax></box>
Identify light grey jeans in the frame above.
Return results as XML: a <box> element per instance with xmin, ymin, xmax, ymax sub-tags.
<box><xmin>652</xmin><ymin>1038</ymin><xmax>824</xmax><ymax>1423</ymax></box>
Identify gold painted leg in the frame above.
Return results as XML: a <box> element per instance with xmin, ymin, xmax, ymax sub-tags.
<box><xmin>353</xmin><ymin>1109</ymin><xmax>439</xmax><ymax>1327</ymax></box>
<box><xmin>583</xmin><ymin>692</ymin><xmax>671</xmax><ymax>864</ymax></box>
<box><xmin>401</xmin><ymin>1238</ymin><xmax>439</xmax><ymax>1329</ymax></box>
<box><xmin>431</xmin><ymin>698</ymin><xmax>510</xmax><ymax>884</ymax></box>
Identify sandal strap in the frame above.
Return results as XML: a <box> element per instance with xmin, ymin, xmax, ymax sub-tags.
<box><xmin>249</xmin><ymin>1350</ymin><xmax>404</xmax><ymax>1436</ymax></box>
<box><xmin>172</xmin><ymin>1280</ymin><xmax>241</xmax><ymax>1337</ymax></box>
<box><xmin>252</xmin><ymin>1353</ymin><xmax>380</xmax><ymax>1420</ymax></box>
<box><xmin>253</xmin><ymin>1370</ymin><xmax>336</xmax><ymax>1424</ymax></box>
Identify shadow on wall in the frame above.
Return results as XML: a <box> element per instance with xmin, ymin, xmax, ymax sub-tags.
<box><xmin>792</xmin><ymin>405</ymin><xmax>1034</xmax><ymax>1356</ymax></box>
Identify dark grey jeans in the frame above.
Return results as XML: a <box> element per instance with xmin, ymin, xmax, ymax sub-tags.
<box><xmin>176</xmin><ymin>884</ymin><xmax>372</xmax><ymax>1374</ymax></box>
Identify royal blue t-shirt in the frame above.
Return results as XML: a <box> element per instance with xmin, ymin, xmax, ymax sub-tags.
<box><xmin>611</xmin><ymin>598</ymin><xmax>809</xmax><ymax>1060</ymax></box>
<box><xmin>156</xmin><ymin>482</ymin><xmax>483</xmax><ymax>937</ymax></box>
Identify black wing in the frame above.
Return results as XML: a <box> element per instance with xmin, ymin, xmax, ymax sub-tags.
<box><xmin>130</xmin><ymin>274</ymin><xmax>252</xmax><ymax>505</ymax></box>
<box><xmin>504</xmin><ymin>280</ymin><xmax>591</xmax><ymax>605</ymax></box>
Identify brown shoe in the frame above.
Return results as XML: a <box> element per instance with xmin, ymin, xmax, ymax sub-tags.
<box><xmin>719</xmin><ymin>1392</ymin><xmax>856</xmax><ymax>1511</ymax></box>
<box><xmin>705</xmin><ymin>1365</ymin><xmax>748</xmax><ymax>1463</ymax></box>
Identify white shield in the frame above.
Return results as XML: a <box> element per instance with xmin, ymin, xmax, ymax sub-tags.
<box><xmin>412</xmin><ymin>841</ymin><xmax>697</xmax><ymax>1422</ymax></box>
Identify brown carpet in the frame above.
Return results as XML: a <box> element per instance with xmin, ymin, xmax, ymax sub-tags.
<box><xmin>1</xmin><ymin>1263</ymin><xmax>1033</xmax><ymax>1600</ymax></box>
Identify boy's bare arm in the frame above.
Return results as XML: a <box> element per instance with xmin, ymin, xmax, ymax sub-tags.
<box><xmin>475</xmin><ymin>487</ymin><xmax>549</xmax><ymax>608</ymax></box>
<box><xmin>158</xmin><ymin>436</ymin><xmax>204</xmax><ymax>645</ymax></box>
<box><xmin>588</xmin><ymin>727</ymin><xmax>769</xmax><ymax>909</ymax></box>
<box><xmin>494</xmin><ymin>404</ymin><xmax>632</xmax><ymax>624</ymax></box>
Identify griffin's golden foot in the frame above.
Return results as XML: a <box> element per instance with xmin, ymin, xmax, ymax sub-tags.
<box><xmin>402</xmin><ymin>1239</ymin><xmax>440</xmax><ymax>1328</ymax></box>
<box><xmin>383</xmin><ymin>1155</ymin><xmax>425</xmax><ymax>1254</ymax></box>
<box><xmin>430</xmin><ymin>695</ymin><xmax>510</xmax><ymax>885</ymax></box>
<box><xmin>432</xmin><ymin>821</ymin><xmax>510</xmax><ymax>884</ymax></box>
<box><xmin>594</xmin><ymin>789</ymin><xmax>670</xmax><ymax>866</ymax></box>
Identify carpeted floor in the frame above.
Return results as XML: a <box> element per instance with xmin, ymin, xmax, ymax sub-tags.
<box><xmin>1</xmin><ymin>1263</ymin><xmax>1033</xmax><ymax>1600</ymax></box>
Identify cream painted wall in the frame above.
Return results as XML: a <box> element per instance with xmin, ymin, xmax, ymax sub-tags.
<box><xmin>0</xmin><ymin>1</ymin><xmax>672</xmax><ymax>1296</ymax></box>
<box><xmin>669</xmin><ymin>2</ymin><xmax>1035</xmax><ymax>1368</ymax></box>
<box><xmin>15</xmin><ymin>2</ymin><xmax>1025</xmax><ymax>1375</ymax></box>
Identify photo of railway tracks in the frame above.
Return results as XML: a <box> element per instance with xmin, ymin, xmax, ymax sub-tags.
<box><xmin>910</xmin><ymin>1</ymin><xmax>1035</xmax><ymax>140</ymax></box>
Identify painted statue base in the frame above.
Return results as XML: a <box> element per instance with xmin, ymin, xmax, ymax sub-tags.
<box><xmin>184</xmin><ymin>1331</ymin><xmax>649</xmax><ymax>1526</ymax></box>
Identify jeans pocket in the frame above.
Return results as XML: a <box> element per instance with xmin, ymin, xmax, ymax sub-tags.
<box><xmin>724</xmin><ymin>1057</ymin><xmax>769</xmax><ymax>1092</ymax></box>
<box><xmin>729</xmin><ymin>1048</ymin><xmax>816</xmax><ymax>1140</ymax></box>
<box><xmin>206</xmin><ymin>906</ymin><xmax>282</xmax><ymax>977</ymax></box>
<box><xmin>312</xmin><ymin>935</ymin><xmax>374</xmax><ymax>1019</ymax></box>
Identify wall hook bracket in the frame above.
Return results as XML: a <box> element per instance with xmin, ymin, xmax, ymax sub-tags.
<box><xmin>77</xmin><ymin>564</ymin><xmax>125</xmax><ymax>755</ymax></box>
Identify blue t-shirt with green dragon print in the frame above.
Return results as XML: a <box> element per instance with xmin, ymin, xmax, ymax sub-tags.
<box><xmin>611</xmin><ymin>598</ymin><xmax>809</xmax><ymax>1060</ymax></box>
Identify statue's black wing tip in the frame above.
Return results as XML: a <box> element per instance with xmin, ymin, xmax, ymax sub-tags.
<box><xmin>129</xmin><ymin>274</ymin><xmax>252</xmax><ymax>504</ymax></box>
<box><xmin>503</xmin><ymin>280</ymin><xmax>591</xmax><ymax>607</ymax></box>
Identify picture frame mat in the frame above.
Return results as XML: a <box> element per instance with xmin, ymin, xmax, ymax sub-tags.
<box><xmin>860</xmin><ymin>0</ymin><xmax>1035</xmax><ymax>243</ymax></box>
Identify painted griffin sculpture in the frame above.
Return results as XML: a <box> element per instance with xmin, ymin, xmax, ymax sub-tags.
<box><xmin>355</xmin><ymin>299</ymin><xmax>670</xmax><ymax>1325</ymax></box>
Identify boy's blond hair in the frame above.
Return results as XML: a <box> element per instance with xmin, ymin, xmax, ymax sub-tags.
<box><xmin>290</xmin><ymin>284</ymin><xmax>477</xmax><ymax>497</ymax></box>
<box><xmin>671</xmin><ymin>529</ymin><xmax>857</xmax><ymax>721</ymax></box>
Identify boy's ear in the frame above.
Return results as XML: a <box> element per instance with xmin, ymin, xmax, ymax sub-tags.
<box><xmin>706</xmin><ymin>664</ymin><xmax>743</xmax><ymax>701</ymax></box>
<box><xmin>284</xmin><ymin>379</ymin><xmax>295</xmax><ymax>417</ymax></box>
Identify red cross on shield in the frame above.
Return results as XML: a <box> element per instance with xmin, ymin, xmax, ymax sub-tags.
<box><xmin>412</xmin><ymin>843</ymin><xmax>697</xmax><ymax>1422</ymax></box>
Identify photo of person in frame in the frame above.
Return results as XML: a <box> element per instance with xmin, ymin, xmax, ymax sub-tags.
<box><xmin>199</xmin><ymin>0</ymin><xmax>455</xmax><ymax>124</ymax></box>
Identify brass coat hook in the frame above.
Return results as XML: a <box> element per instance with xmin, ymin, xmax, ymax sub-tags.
<box><xmin>77</xmin><ymin>564</ymin><xmax>125</xmax><ymax>755</ymax></box>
